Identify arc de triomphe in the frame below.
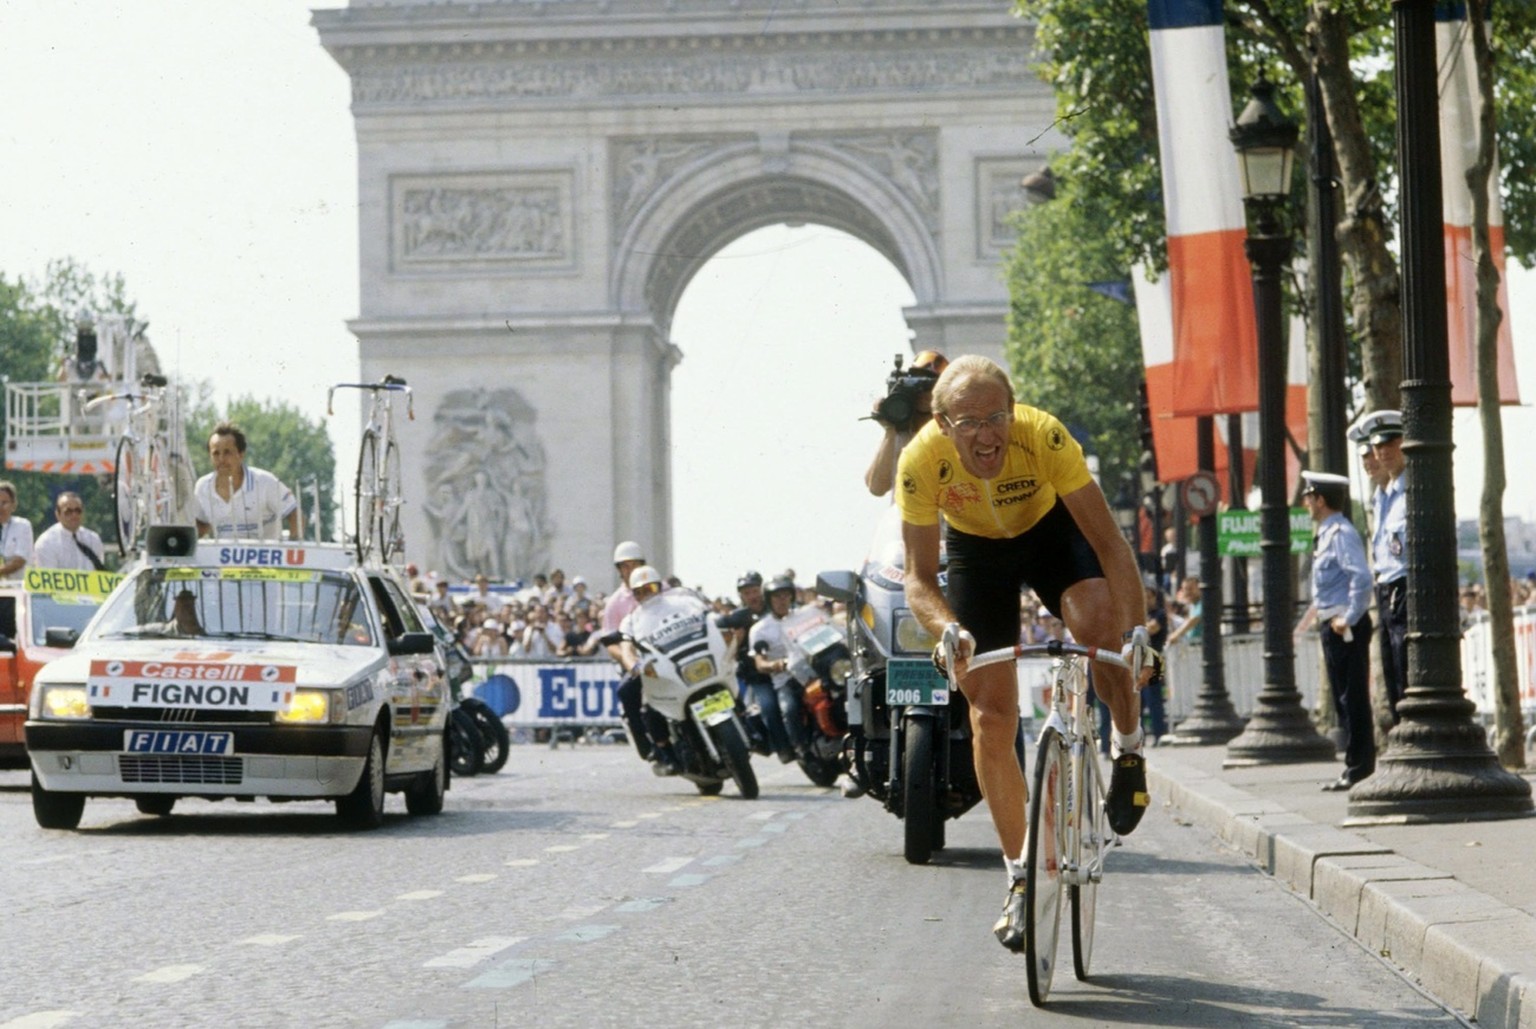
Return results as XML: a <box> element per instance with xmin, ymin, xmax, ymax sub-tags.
<box><xmin>314</xmin><ymin>0</ymin><xmax>1056</xmax><ymax>584</ymax></box>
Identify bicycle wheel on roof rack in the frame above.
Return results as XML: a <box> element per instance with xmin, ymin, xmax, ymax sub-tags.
<box><xmin>112</xmin><ymin>437</ymin><xmax>147</xmax><ymax>556</ymax></box>
<box><xmin>354</xmin><ymin>431</ymin><xmax>380</xmax><ymax>563</ymax></box>
<box><xmin>379</xmin><ymin>440</ymin><xmax>403</xmax><ymax>564</ymax></box>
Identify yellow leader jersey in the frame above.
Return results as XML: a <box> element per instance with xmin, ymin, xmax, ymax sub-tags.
<box><xmin>896</xmin><ymin>404</ymin><xmax>1094</xmax><ymax>539</ymax></box>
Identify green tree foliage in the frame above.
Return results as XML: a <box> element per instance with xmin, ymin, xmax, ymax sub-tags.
<box><xmin>184</xmin><ymin>394</ymin><xmax>337</xmax><ymax>541</ymax></box>
<box><xmin>0</xmin><ymin>261</ymin><xmax>135</xmax><ymax>551</ymax></box>
<box><xmin>1004</xmin><ymin>189</ymin><xmax>1143</xmax><ymax>494</ymax></box>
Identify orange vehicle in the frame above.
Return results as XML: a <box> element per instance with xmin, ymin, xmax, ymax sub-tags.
<box><xmin>0</xmin><ymin>568</ymin><xmax>118</xmax><ymax>768</ymax></box>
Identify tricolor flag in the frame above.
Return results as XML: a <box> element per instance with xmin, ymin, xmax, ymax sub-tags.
<box><xmin>1147</xmin><ymin>0</ymin><xmax>1259</xmax><ymax>417</ymax></box>
<box><xmin>1437</xmin><ymin>2</ymin><xmax>1519</xmax><ymax>405</ymax></box>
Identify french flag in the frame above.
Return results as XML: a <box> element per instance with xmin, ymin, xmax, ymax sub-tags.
<box><xmin>1147</xmin><ymin>0</ymin><xmax>1259</xmax><ymax>417</ymax></box>
<box><xmin>1437</xmin><ymin>2</ymin><xmax>1519</xmax><ymax>405</ymax></box>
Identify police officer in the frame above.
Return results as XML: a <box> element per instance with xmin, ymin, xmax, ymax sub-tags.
<box><xmin>1361</xmin><ymin>410</ymin><xmax>1407</xmax><ymax>721</ymax></box>
<box><xmin>1299</xmin><ymin>471</ymin><xmax>1374</xmax><ymax>790</ymax></box>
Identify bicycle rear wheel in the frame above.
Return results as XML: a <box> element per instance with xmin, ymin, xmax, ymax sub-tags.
<box><xmin>1025</xmin><ymin>725</ymin><xmax>1067</xmax><ymax>1006</ymax></box>
<box><xmin>1071</xmin><ymin>742</ymin><xmax>1105</xmax><ymax>980</ymax></box>
<box><xmin>379</xmin><ymin>440</ymin><xmax>403</xmax><ymax>563</ymax></box>
<box><xmin>354</xmin><ymin>431</ymin><xmax>379</xmax><ymax>562</ymax></box>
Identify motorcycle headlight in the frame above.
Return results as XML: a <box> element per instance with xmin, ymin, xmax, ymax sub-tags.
<box><xmin>894</xmin><ymin>613</ymin><xmax>936</xmax><ymax>654</ymax></box>
<box><xmin>680</xmin><ymin>656</ymin><xmax>716</xmax><ymax>686</ymax></box>
<box><xmin>36</xmin><ymin>685</ymin><xmax>91</xmax><ymax>720</ymax></box>
<box><xmin>828</xmin><ymin>657</ymin><xmax>853</xmax><ymax>687</ymax></box>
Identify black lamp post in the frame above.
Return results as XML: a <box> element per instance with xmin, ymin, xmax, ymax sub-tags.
<box><xmin>1347</xmin><ymin>0</ymin><xmax>1531</xmax><ymax>820</ymax></box>
<box><xmin>1224</xmin><ymin>76</ymin><xmax>1334</xmax><ymax>766</ymax></box>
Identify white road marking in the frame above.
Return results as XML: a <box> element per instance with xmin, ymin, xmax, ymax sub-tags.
<box><xmin>237</xmin><ymin>933</ymin><xmax>301</xmax><ymax>946</ymax></box>
<box><xmin>454</xmin><ymin>874</ymin><xmax>497</xmax><ymax>883</ymax></box>
<box><xmin>702</xmin><ymin>854</ymin><xmax>742</xmax><ymax>867</ymax></box>
<box><xmin>580</xmin><ymin>833</ymin><xmax>610</xmax><ymax>840</ymax></box>
<box><xmin>610</xmin><ymin>820</ymin><xmax>640</xmax><ymax>828</ymax></box>
<box><xmin>736</xmin><ymin>836</ymin><xmax>769</xmax><ymax>848</ymax></box>
<box><xmin>636</xmin><ymin>812</ymin><xmax>663</xmax><ymax>820</ymax></box>
<box><xmin>423</xmin><ymin>936</ymin><xmax>525</xmax><ymax>969</ymax></box>
<box><xmin>760</xmin><ymin>821</ymin><xmax>789</xmax><ymax>834</ymax></box>
<box><xmin>552</xmin><ymin>902</ymin><xmax>608</xmax><ymax>921</ymax></box>
<box><xmin>642</xmin><ymin>856</ymin><xmax>693</xmax><ymax>875</ymax></box>
<box><xmin>134</xmin><ymin>965</ymin><xmax>202</xmax><ymax>984</ymax></box>
<box><xmin>326</xmin><ymin>910</ymin><xmax>384</xmax><ymax>922</ymax></box>
<box><xmin>544</xmin><ymin>844</ymin><xmax>580</xmax><ymax>853</ymax></box>
<box><xmin>382</xmin><ymin>1022</ymin><xmax>447</xmax><ymax>1029</ymax></box>
<box><xmin>747</xmin><ymin>810</ymin><xmax>778</xmax><ymax>821</ymax></box>
<box><xmin>504</xmin><ymin>858</ymin><xmax>540</xmax><ymax>867</ymax></box>
<box><xmin>0</xmin><ymin>1012</ymin><xmax>79</xmax><ymax>1028</ymax></box>
<box><xmin>668</xmin><ymin>873</ymin><xmax>712</xmax><ymax>888</ymax></box>
<box><xmin>613</xmin><ymin>897</ymin><xmax>668</xmax><ymax>913</ymax></box>
<box><xmin>397</xmin><ymin>890</ymin><xmax>445</xmax><ymax>901</ymax></box>
<box><xmin>557</xmin><ymin>924</ymin><xmax>618</xmax><ymax>943</ymax></box>
<box><xmin>464</xmin><ymin>957</ymin><xmax>556</xmax><ymax>989</ymax></box>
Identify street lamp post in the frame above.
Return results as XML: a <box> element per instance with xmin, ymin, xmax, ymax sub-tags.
<box><xmin>1224</xmin><ymin>76</ymin><xmax>1334</xmax><ymax>766</ymax></box>
<box><xmin>1347</xmin><ymin>0</ymin><xmax>1531</xmax><ymax>820</ymax></box>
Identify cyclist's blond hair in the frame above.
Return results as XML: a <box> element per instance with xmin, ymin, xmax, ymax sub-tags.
<box><xmin>931</xmin><ymin>355</ymin><xmax>1015</xmax><ymax>420</ymax></box>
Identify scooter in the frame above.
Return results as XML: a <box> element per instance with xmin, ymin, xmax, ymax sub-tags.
<box><xmin>817</xmin><ymin>506</ymin><xmax>1023</xmax><ymax>864</ymax></box>
<box><xmin>780</xmin><ymin>604</ymin><xmax>853</xmax><ymax>788</ymax></box>
<box><xmin>604</xmin><ymin>592</ymin><xmax>759</xmax><ymax>800</ymax></box>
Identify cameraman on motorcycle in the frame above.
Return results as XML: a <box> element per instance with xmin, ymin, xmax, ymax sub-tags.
<box><xmin>864</xmin><ymin>350</ymin><xmax>948</xmax><ymax>497</ymax></box>
<box><xmin>748</xmin><ymin>575</ymin><xmax>810</xmax><ymax>762</ymax></box>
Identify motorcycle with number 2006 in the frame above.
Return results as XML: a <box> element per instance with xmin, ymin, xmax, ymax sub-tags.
<box><xmin>603</xmin><ymin>592</ymin><xmax>760</xmax><ymax>800</ymax></box>
<box><xmin>817</xmin><ymin>507</ymin><xmax>1024</xmax><ymax>865</ymax></box>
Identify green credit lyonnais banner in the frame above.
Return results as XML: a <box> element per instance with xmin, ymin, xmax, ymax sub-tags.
<box><xmin>1217</xmin><ymin>509</ymin><xmax>1311</xmax><ymax>557</ymax></box>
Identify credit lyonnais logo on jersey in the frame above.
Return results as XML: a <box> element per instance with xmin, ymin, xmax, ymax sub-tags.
<box><xmin>87</xmin><ymin>659</ymin><xmax>298</xmax><ymax>710</ymax></box>
<box><xmin>993</xmin><ymin>477</ymin><xmax>1040</xmax><ymax>507</ymax></box>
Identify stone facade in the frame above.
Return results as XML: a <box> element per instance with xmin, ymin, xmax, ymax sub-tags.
<box><xmin>314</xmin><ymin>1</ymin><xmax>1058</xmax><ymax>583</ymax></box>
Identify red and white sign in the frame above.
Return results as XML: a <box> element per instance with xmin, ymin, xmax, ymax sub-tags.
<box><xmin>87</xmin><ymin>659</ymin><xmax>297</xmax><ymax>710</ymax></box>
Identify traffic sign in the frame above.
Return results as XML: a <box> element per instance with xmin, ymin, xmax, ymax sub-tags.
<box><xmin>1180</xmin><ymin>471</ymin><xmax>1220</xmax><ymax>518</ymax></box>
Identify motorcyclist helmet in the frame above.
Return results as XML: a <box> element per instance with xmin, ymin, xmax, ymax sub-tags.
<box><xmin>736</xmin><ymin>570</ymin><xmax>763</xmax><ymax>590</ymax></box>
<box><xmin>765</xmin><ymin>574</ymin><xmax>796</xmax><ymax>597</ymax></box>
<box><xmin>612</xmin><ymin>540</ymin><xmax>646</xmax><ymax>564</ymax></box>
<box><xmin>629</xmin><ymin>564</ymin><xmax>665</xmax><ymax>601</ymax></box>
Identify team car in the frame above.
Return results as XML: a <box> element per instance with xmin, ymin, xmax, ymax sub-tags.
<box><xmin>24</xmin><ymin>533</ymin><xmax>449</xmax><ymax>830</ymax></box>
<box><xmin>2</xmin><ymin>568</ymin><xmax>120</xmax><ymax>769</ymax></box>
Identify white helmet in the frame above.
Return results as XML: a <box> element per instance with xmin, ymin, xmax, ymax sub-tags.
<box><xmin>629</xmin><ymin>564</ymin><xmax>664</xmax><ymax>600</ymax></box>
<box><xmin>612</xmin><ymin>540</ymin><xmax>646</xmax><ymax>564</ymax></box>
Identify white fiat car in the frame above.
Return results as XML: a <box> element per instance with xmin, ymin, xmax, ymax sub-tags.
<box><xmin>25</xmin><ymin>533</ymin><xmax>449</xmax><ymax>830</ymax></box>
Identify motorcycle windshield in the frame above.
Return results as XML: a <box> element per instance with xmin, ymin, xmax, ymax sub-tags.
<box><xmin>862</xmin><ymin>505</ymin><xmax>947</xmax><ymax>591</ymax></box>
<box><xmin>627</xmin><ymin>591</ymin><xmax>710</xmax><ymax>652</ymax></box>
<box><xmin>781</xmin><ymin>605</ymin><xmax>843</xmax><ymax>657</ymax></box>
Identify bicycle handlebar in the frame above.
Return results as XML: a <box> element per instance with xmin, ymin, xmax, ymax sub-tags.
<box><xmin>968</xmin><ymin>639</ymin><xmax>1133</xmax><ymax>673</ymax></box>
<box><xmin>327</xmin><ymin>378</ymin><xmax>415</xmax><ymax>419</ymax></box>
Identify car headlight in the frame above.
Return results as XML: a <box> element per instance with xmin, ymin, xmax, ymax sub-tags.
<box><xmin>35</xmin><ymin>685</ymin><xmax>91</xmax><ymax>720</ymax></box>
<box><xmin>680</xmin><ymin>656</ymin><xmax>716</xmax><ymax>686</ymax></box>
<box><xmin>276</xmin><ymin>689</ymin><xmax>343</xmax><ymax>725</ymax></box>
<box><xmin>894</xmin><ymin>612</ymin><xmax>937</xmax><ymax>654</ymax></box>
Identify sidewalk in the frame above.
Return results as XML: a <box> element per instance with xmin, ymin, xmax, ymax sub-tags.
<box><xmin>1145</xmin><ymin>744</ymin><xmax>1536</xmax><ymax>1029</ymax></box>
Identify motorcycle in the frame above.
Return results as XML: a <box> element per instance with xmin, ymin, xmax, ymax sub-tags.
<box><xmin>604</xmin><ymin>592</ymin><xmax>760</xmax><ymax>800</ymax></box>
<box><xmin>779</xmin><ymin>604</ymin><xmax>854</xmax><ymax>788</ymax></box>
<box><xmin>816</xmin><ymin>506</ymin><xmax>1023</xmax><ymax>865</ymax></box>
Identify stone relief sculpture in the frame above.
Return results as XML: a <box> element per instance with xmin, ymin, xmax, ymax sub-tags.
<box><xmin>400</xmin><ymin>185</ymin><xmax>565</xmax><ymax>262</ymax></box>
<box><xmin>821</xmin><ymin>130</ymin><xmax>941</xmax><ymax>231</ymax></box>
<box><xmin>423</xmin><ymin>388</ymin><xmax>553</xmax><ymax>583</ymax></box>
<box><xmin>611</xmin><ymin>137</ymin><xmax>732</xmax><ymax>233</ymax></box>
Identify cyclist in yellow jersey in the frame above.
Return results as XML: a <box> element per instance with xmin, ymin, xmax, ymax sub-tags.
<box><xmin>895</xmin><ymin>355</ymin><xmax>1153</xmax><ymax>953</ymax></box>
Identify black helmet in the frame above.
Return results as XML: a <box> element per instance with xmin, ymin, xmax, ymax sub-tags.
<box><xmin>736</xmin><ymin>570</ymin><xmax>763</xmax><ymax>590</ymax></box>
<box><xmin>766</xmin><ymin>574</ymin><xmax>795</xmax><ymax>596</ymax></box>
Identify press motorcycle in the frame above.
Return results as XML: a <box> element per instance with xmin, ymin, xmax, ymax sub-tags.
<box><xmin>605</xmin><ymin>591</ymin><xmax>759</xmax><ymax>799</ymax></box>
<box><xmin>816</xmin><ymin>506</ymin><xmax>1023</xmax><ymax>864</ymax></box>
<box><xmin>780</xmin><ymin>604</ymin><xmax>854</xmax><ymax>787</ymax></box>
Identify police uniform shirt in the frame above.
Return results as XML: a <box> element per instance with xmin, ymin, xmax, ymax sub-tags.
<box><xmin>1312</xmin><ymin>511</ymin><xmax>1371</xmax><ymax>626</ymax></box>
<box><xmin>1371</xmin><ymin>472</ymin><xmax>1407</xmax><ymax>585</ymax></box>
<box><xmin>194</xmin><ymin>466</ymin><xmax>298</xmax><ymax>540</ymax></box>
<box><xmin>0</xmin><ymin>515</ymin><xmax>34</xmax><ymax>579</ymax></box>
<box><xmin>31</xmin><ymin>522</ymin><xmax>106</xmax><ymax>571</ymax></box>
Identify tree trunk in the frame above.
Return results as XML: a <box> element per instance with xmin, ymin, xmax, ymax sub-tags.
<box><xmin>1466</xmin><ymin>0</ymin><xmax>1526</xmax><ymax>769</ymax></box>
<box><xmin>1307</xmin><ymin>3</ymin><xmax>1402</xmax><ymax>413</ymax></box>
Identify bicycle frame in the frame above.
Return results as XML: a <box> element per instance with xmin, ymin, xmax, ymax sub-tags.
<box><xmin>328</xmin><ymin>377</ymin><xmax>413</xmax><ymax>564</ymax></box>
<box><xmin>81</xmin><ymin>374</ymin><xmax>189</xmax><ymax>554</ymax></box>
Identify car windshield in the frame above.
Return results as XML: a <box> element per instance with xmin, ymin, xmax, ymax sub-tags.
<box><xmin>92</xmin><ymin>568</ymin><xmax>376</xmax><ymax>646</ymax></box>
<box><xmin>28</xmin><ymin>592</ymin><xmax>103</xmax><ymax>646</ymax></box>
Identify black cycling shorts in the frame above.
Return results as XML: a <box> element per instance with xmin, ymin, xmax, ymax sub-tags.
<box><xmin>944</xmin><ymin>497</ymin><xmax>1104</xmax><ymax>652</ymax></box>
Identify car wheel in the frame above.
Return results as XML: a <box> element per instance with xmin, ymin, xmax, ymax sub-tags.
<box><xmin>336</xmin><ymin>730</ymin><xmax>387</xmax><ymax>829</ymax></box>
<box><xmin>32</xmin><ymin>772</ymin><xmax>85</xmax><ymax>830</ymax></box>
<box><xmin>405</xmin><ymin>735</ymin><xmax>447</xmax><ymax>816</ymax></box>
<box><xmin>135</xmin><ymin>796</ymin><xmax>176</xmax><ymax>817</ymax></box>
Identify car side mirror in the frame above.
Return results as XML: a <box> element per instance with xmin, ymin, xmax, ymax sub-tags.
<box><xmin>43</xmin><ymin>627</ymin><xmax>79</xmax><ymax>649</ymax></box>
<box><xmin>815</xmin><ymin>570</ymin><xmax>858</xmax><ymax>604</ymax></box>
<box><xmin>387</xmin><ymin>631</ymin><xmax>436</xmax><ymax>656</ymax></box>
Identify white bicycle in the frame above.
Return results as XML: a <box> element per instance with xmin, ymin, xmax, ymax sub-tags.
<box><xmin>81</xmin><ymin>373</ymin><xmax>194</xmax><ymax>555</ymax></box>
<box><xmin>328</xmin><ymin>376</ymin><xmax>412</xmax><ymax>564</ymax></box>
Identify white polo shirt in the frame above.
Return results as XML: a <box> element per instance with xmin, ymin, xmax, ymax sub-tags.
<box><xmin>194</xmin><ymin>467</ymin><xmax>297</xmax><ymax>540</ymax></box>
<box><xmin>1</xmin><ymin>515</ymin><xmax>34</xmax><ymax>579</ymax></box>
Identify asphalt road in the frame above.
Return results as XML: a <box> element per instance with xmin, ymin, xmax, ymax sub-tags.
<box><xmin>0</xmin><ymin>744</ymin><xmax>1469</xmax><ymax>1029</ymax></box>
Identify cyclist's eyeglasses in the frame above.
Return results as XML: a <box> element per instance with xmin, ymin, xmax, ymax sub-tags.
<box><xmin>943</xmin><ymin>410</ymin><xmax>1011</xmax><ymax>437</ymax></box>
<box><xmin>59</xmin><ymin>507</ymin><xmax>84</xmax><ymax>514</ymax></box>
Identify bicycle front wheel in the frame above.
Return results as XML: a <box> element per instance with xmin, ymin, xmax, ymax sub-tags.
<box><xmin>354</xmin><ymin>431</ymin><xmax>379</xmax><ymax>562</ymax></box>
<box><xmin>112</xmin><ymin>437</ymin><xmax>145</xmax><ymax>555</ymax></box>
<box><xmin>1071</xmin><ymin>742</ymin><xmax>1105</xmax><ymax>981</ymax></box>
<box><xmin>1025</xmin><ymin>725</ymin><xmax>1067</xmax><ymax>1007</ymax></box>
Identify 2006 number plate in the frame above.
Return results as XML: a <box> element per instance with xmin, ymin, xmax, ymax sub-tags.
<box><xmin>885</xmin><ymin>658</ymin><xmax>949</xmax><ymax>706</ymax></box>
